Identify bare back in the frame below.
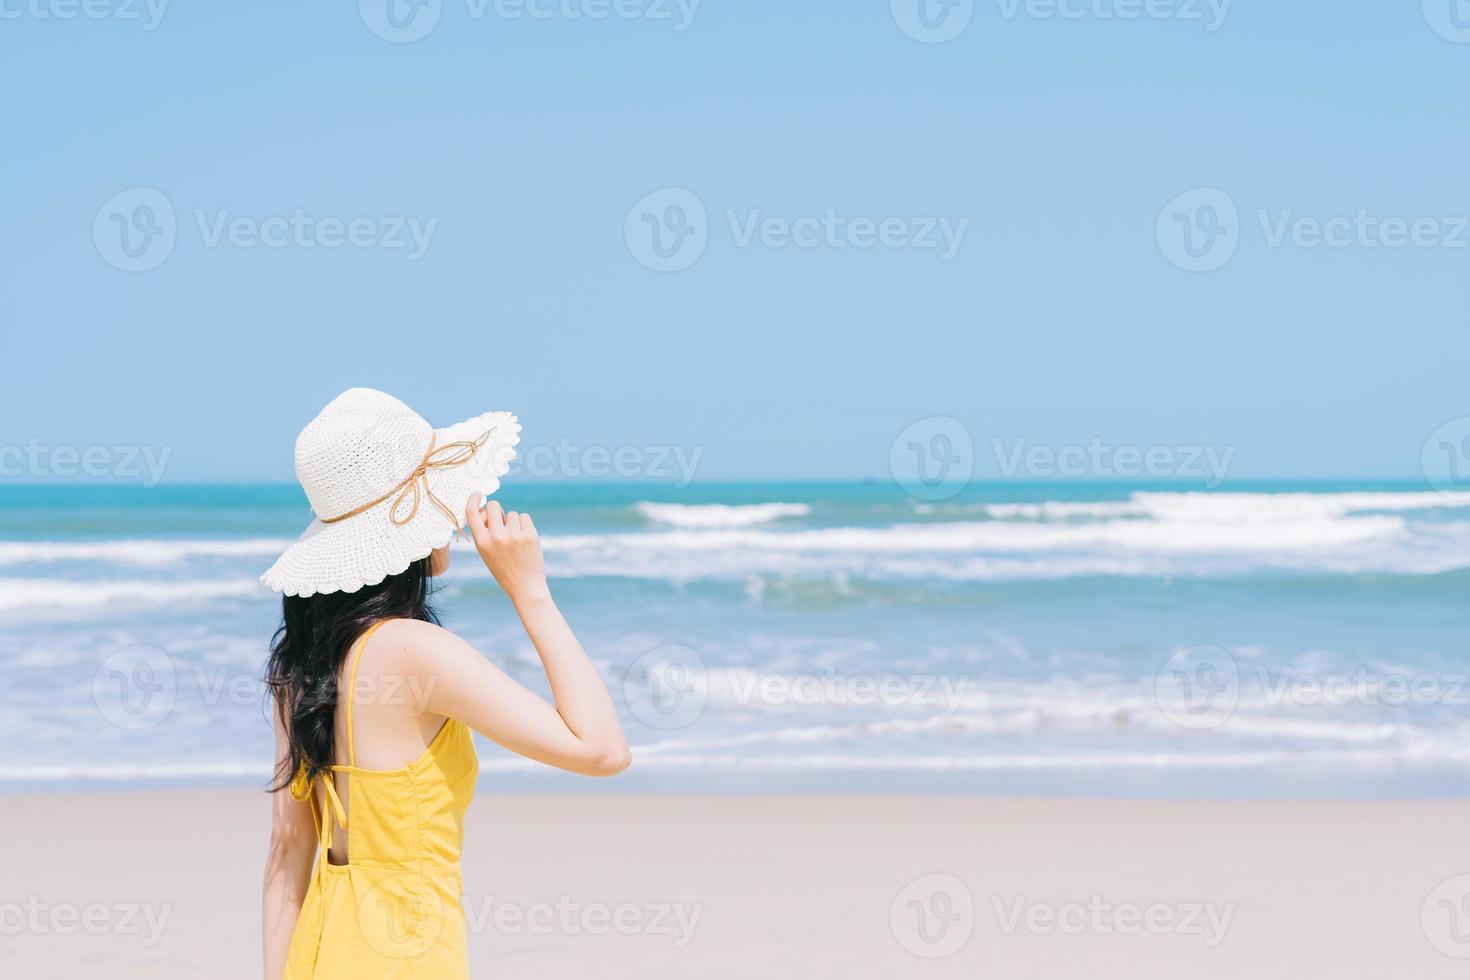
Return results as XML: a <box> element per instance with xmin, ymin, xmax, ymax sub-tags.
<box><xmin>324</xmin><ymin>619</ymin><xmax>448</xmax><ymax>864</ymax></box>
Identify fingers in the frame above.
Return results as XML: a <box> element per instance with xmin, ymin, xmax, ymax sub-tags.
<box><xmin>501</xmin><ymin>510</ymin><xmax>537</xmax><ymax>536</ymax></box>
<box><xmin>490</xmin><ymin>503</ymin><xmax>518</xmax><ymax>546</ymax></box>
<box><xmin>465</xmin><ymin>495</ymin><xmax>492</xmax><ymax>550</ymax></box>
<box><xmin>468</xmin><ymin>497</ymin><xmax>533</xmax><ymax>544</ymax></box>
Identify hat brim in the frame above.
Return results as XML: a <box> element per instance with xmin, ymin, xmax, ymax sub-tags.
<box><xmin>260</xmin><ymin>411</ymin><xmax>520</xmax><ymax>597</ymax></box>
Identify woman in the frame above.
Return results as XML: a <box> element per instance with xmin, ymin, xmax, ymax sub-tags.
<box><xmin>259</xmin><ymin>388</ymin><xmax>630</xmax><ymax>979</ymax></box>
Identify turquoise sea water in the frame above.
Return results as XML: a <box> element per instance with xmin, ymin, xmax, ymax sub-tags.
<box><xmin>2</xmin><ymin>480</ymin><xmax>1468</xmax><ymax>798</ymax></box>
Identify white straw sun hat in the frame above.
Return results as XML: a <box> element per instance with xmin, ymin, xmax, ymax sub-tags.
<box><xmin>261</xmin><ymin>388</ymin><xmax>520</xmax><ymax>598</ymax></box>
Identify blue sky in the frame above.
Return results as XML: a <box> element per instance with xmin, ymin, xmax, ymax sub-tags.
<box><xmin>2</xmin><ymin>2</ymin><xmax>1466</xmax><ymax>483</ymax></box>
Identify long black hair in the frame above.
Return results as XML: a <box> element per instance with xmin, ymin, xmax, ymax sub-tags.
<box><xmin>265</xmin><ymin>558</ymin><xmax>439</xmax><ymax>792</ymax></box>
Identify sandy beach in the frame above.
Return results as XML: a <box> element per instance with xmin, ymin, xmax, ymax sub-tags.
<box><xmin>0</xmin><ymin>790</ymin><xmax>1465</xmax><ymax>978</ymax></box>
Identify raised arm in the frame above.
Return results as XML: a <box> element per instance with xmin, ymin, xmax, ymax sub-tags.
<box><xmin>410</xmin><ymin>497</ymin><xmax>631</xmax><ymax>776</ymax></box>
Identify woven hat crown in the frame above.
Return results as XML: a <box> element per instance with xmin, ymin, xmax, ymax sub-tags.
<box><xmin>294</xmin><ymin>388</ymin><xmax>433</xmax><ymax>521</ymax></box>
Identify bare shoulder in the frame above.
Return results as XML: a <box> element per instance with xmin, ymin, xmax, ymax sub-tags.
<box><xmin>371</xmin><ymin>618</ymin><xmax>478</xmax><ymax>671</ymax></box>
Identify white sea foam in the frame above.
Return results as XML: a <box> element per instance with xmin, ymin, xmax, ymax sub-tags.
<box><xmin>3</xmin><ymin>488</ymin><xmax>1464</xmax><ymax>793</ymax></box>
<box><xmin>552</xmin><ymin>515</ymin><xmax>1409</xmax><ymax>554</ymax></box>
<box><xmin>7</xmin><ymin>671</ymin><xmax>1469</xmax><ymax>783</ymax></box>
<box><xmin>552</xmin><ymin>490</ymin><xmax>1470</xmax><ymax>579</ymax></box>
<box><xmin>475</xmin><ymin>748</ymin><xmax>1470</xmax><ymax>773</ymax></box>
<box><xmin>0</xmin><ymin>762</ymin><xmax>268</xmax><ymax>782</ymax></box>
<box><xmin>626</xmin><ymin>669</ymin><xmax>1463</xmax><ymax>750</ymax></box>
<box><xmin>6</xmin><ymin>743</ymin><xmax>1464</xmax><ymax>782</ymax></box>
<box><xmin>7</xmin><ymin>491</ymin><xmax>1470</xmax><ymax>582</ymax></box>
<box><xmin>636</xmin><ymin>502</ymin><xmax>811</xmax><ymax>528</ymax></box>
<box><xmin>0</xmin><ymin>538</ymin><xmax>289</xmax><ymax>567</ymax></box>
<box><xmin>0</xmin><ymin>578</ymin><xmax>260</xmax><ymax>612</ymax></box>
<box><xmin>983</xmin><ymin>490</ymin><xmax>1470</xmax><ymax>522</ymax></box>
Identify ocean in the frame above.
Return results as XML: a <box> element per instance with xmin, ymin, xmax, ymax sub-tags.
<box><xmin>2</xmin><ymin>480</ymin><xmax>1468</xmax><ymax>798</ymax></box>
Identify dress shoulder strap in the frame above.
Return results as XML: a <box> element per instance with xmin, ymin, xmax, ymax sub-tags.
<box><xmin>344</xmin><ymin>620</ymin><xmax>390</xmax><ymax>769</ymax></box>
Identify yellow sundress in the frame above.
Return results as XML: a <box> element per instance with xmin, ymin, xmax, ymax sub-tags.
<box><xmin>285</xmin><ymin>620</ymin><xmax>479</xmax><ymax>978</ymax></box>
